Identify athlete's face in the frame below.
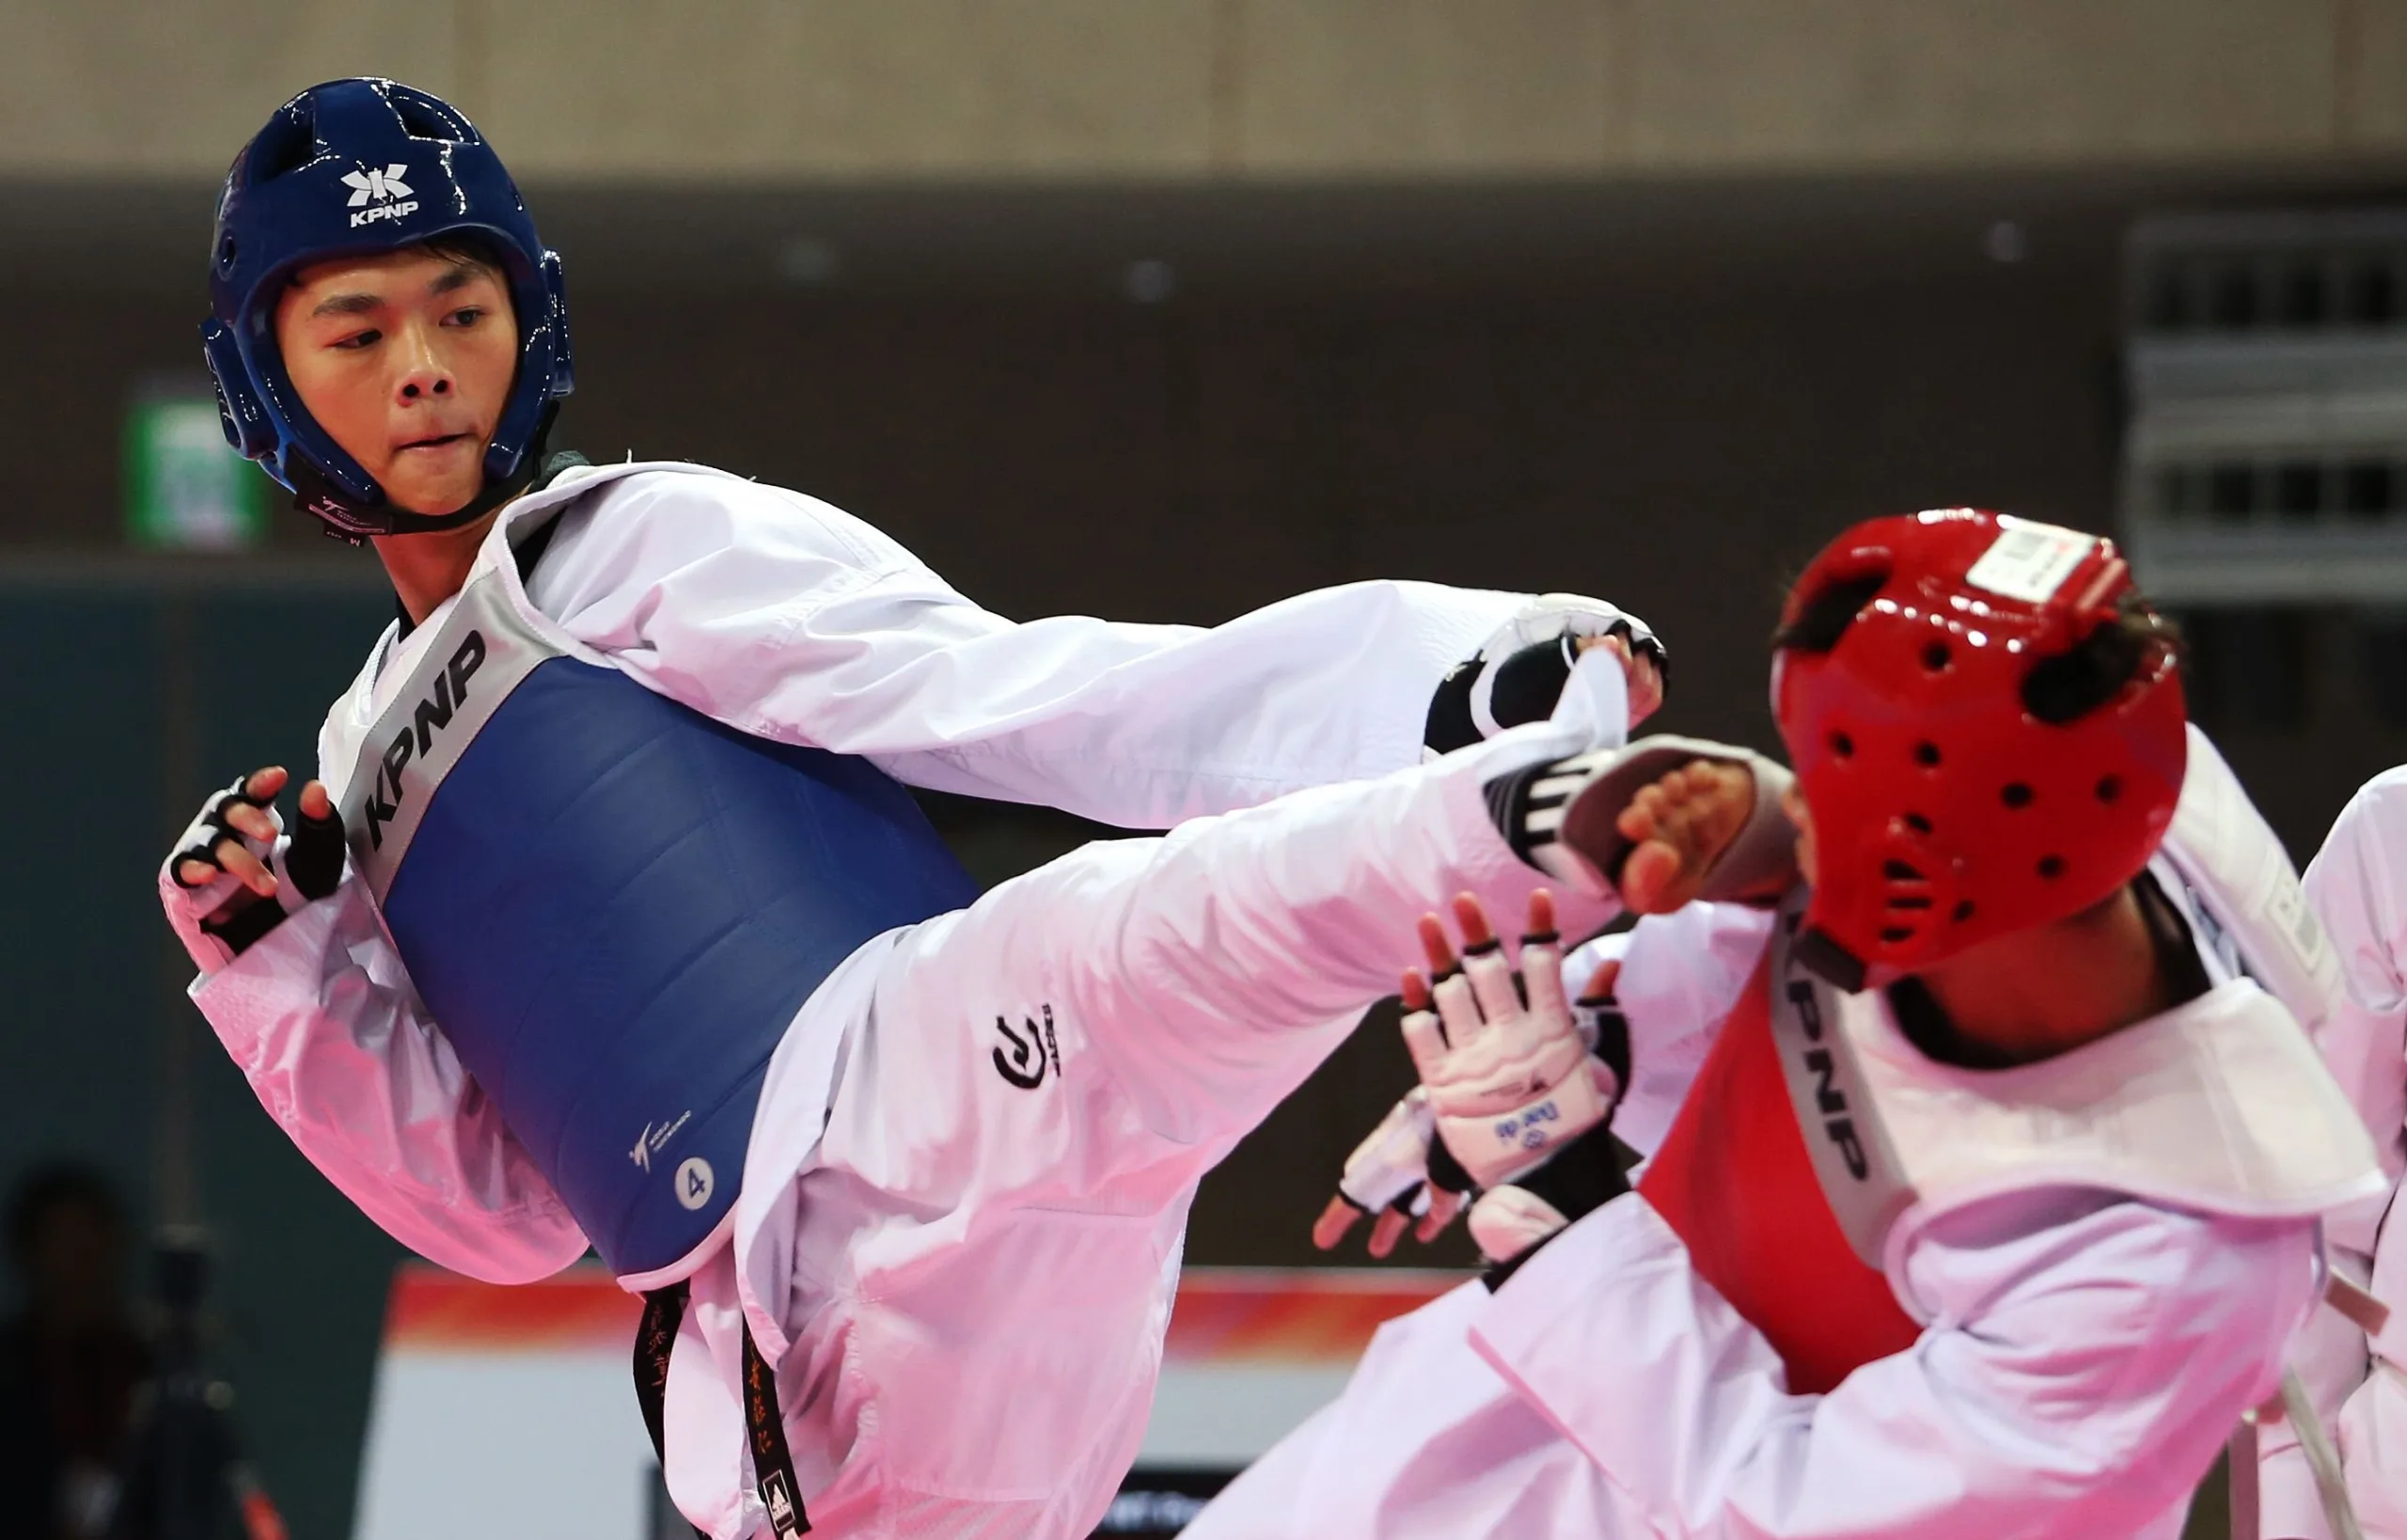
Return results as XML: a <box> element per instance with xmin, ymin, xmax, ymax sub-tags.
<box><xmin>275</xmin><ymin>248</ymin><xmax>518</xmax><ymax>516</ymax></box>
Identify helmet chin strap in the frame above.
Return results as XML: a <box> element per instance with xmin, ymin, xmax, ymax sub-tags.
<box><xmin>291</xmin><ymin>405</ymin><xmax>559</xmax><ymax>545</ymax></box>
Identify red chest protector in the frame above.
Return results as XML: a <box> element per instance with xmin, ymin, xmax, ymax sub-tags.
<box><xmin>1635</xmin><ymin>954</ymin><xmax>1920</xmax><ymax>1395</ymax></box>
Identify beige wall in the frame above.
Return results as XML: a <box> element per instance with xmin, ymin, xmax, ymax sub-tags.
<box><xmin>6</xmin><ymin>0</ymin><xmax>2404</xmax><ymax>182</ymax></box>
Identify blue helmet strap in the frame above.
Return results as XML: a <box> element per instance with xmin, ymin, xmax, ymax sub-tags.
<box><xmin>290</xmin><ymin>402</ymin><xmax>559</xmax><ymax>546</ymax></box>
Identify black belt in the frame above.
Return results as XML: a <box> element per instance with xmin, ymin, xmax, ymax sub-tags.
<box><xmin>637</xmin><ymin>1281</ymin><xmax>810</xmax><ymax>1537</ymax></box>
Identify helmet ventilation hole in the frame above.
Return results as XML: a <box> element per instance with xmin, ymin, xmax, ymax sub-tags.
<box><xmin>1879</xmin><ymin>925</ymin><xmax>1915</xmax><ymax>944</ymax></box>
<box><xmin>1922</xmin><ymin>640</ymin><xmax>1951</xmax><ymax>671</ymax></box>
<box><xmin>1883</xmin><ymin>859</ymin><xmax>1932</xmax><ymax>911</ymax></box>
<box><xmin>2001</xmin><ymin>782</ymin><xmax>2033</xmax><ymax>809</ymax></box>
<box><xmin>2037</xmin><ymin>855</ymin><xmax>2066</xmax><ymax>879</ymax></box>
<box><xmin>1903</xmin><ymin>811</ymin><xmax>1933</xmax><ymax>835</ymax></box>
<box><xmin>1830</xmin><ymin>731</ymin><xmax>1855</xmax><ymax>758</ymax></box>
<box><xmin>1952</xmin><ymin>900</ymin><xmax>1975</xmax><ymax>922</ymax></box>
<box><xmin>2095</xmin><ymin>775</ymin><xmax>2121</xmax><ymax>803</ymax></box>
<box><xmin>1913</xmin><ymin>741</ymin><xmax>1941</xmax><ymax>767</ymax></box>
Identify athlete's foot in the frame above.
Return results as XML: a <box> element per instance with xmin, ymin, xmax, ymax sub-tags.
<box><xmin>1613</xmin><ymin>761</ymin><xmax>1755</xmax><ymax>914</ymax></box>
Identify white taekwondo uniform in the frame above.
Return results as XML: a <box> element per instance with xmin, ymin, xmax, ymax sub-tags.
<box><xmin>1188</xmin><ymin>728</ymin><xmax>2384</xmax><ymax>1540</ymax></box>
<box><xmin>2264</xmin><ymin>769</ymin><xmax>2407</xmax><ymax>1539</ymax></box>
<box><xmin>168</xmin><ymin>460</ymin><xmax>1642</xmax><ymax>1539</ymax></box>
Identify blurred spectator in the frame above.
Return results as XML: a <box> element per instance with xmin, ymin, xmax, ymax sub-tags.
<box><xmin>0</xmin><ymin>1165</ymin><xmax>147</xmax><ymax>1539</ymax></box>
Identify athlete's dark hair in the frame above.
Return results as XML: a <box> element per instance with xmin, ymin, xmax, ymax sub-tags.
<box><xmin>419</xmin><ymin>231</ymin><xmax>508</xmax><ymax>276</ymax></box>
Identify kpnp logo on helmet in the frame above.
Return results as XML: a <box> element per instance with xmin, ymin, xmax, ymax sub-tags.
<box><xmin>340</xmin><ymin>162</ymin><xmax>417</xmax><ymax>227</ymax></box>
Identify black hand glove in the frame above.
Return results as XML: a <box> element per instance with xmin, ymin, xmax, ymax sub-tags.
<box><xmin>1425</xmin><ymin>597</ymin><xmax>1668</xmax><ymax>757</ymax></box>
<box><xmin>160</xmin><ymin>776</ymin><xmax>347</xmax><ymax>967</ymax></box>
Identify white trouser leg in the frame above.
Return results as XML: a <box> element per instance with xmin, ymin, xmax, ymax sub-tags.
<box><xmin>925</xmin><ymin>717</ymin><xmax>1619</xmax><ymax>1152</ymax></box>
<box><xmin>790</xmin><ymin>720</ymin><xmax>1615</xmax><ymax>1533</ymax></box>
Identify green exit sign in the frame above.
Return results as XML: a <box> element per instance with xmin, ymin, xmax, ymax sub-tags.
<box><xmin>125</xmin><ymin>390</ymin><xmax>269</xmax><ymax>550</ymax></box>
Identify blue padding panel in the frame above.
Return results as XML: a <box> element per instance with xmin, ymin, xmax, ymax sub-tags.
<box><xmin>381</xmin><ymin>658</ymin><xmax>978</xmax><ymax>1276</ymax></box>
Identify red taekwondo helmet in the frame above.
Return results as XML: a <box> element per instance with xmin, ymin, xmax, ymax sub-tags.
<box><xmin>1771</xmin><ymin>509</ymin><xmax>2188</xmax><ymax>990</ymax></box>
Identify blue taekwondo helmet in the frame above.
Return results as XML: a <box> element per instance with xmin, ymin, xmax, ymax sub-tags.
<box><xmin>202</xmin><ymin>78</ymin><xmax>574</xmax><ymax>543</ymax></box>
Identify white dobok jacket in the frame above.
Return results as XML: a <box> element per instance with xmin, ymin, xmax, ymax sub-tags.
<box><xmin>183</xmin><ymin>461</ymin><xmax>1539</xmax><ymax>1276</ymax></box>
<box><xmin>1189</xmin><ymin>730</ymin><xmax>2384</xmax><ymax>1540</ymax></box>
<box><xmin>2273</xmin><ymin>768</ymin><xmax>2407</xmax><ymax>1540</ymax></box>
<box><xmin>169</xmin><ymin>461</ymin><xmax>1579</xmax><ymax>1532</ymax></box>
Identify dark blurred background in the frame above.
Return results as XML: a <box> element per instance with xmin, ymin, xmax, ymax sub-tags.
<box><xmin>5</xmin><ymin>3</ymin><xmax>2407</xmax><ymax>1533</ymax></box>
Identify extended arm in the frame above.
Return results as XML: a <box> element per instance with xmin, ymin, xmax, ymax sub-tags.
<box><xmin>1472</xmin><ymin>1187</ymin><xmax>2320</xmax><ymax>1539</ymax></box>
<box><xmin>528</xmin><ymin>472</ymin><xmax>1657</xmax><ymax>828</ymax></box>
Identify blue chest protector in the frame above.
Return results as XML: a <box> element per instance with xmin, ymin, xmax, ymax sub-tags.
<box><xmin>338</xmin><ymin>545</ymin><xmax>978</xmax><ymax>1281</ymax></box>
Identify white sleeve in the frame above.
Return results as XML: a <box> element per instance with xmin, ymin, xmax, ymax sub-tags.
<box><xmin>2261</xmin><ymin>770</ymin><xmax>2407</xmax><ymax>1535</ymax></box>
<box><xmin>529</xmin><ymin>473</ymin><xmax>1533</xmax><ymax>828</ymax></box>
<box><xmin>2301</xmin><ymin>771</ymin><xmax>2407</xmax><ymax>1230</ymax></box>
<box><xmin>185</xmin><ymin>879</ymin><xmax>590</xmax><ymax>1284</ymax></box>
<box><xmin>1471</xmin><ymin>1186</ymin><xmax>2320</xmax><ymax>1539</ymax></box>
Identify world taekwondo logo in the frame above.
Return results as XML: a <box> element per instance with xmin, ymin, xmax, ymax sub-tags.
<box><xmin>341</xmin><ymin>163</ymin><xmax>417</xmax><ymax>228</ymax></box>
<box><xmin>629</xmin><ymin>1109</ymin><xmax>692</xmax><ymax>1172</ymax></box>
<box><xmin>991</xmin><ymin>1004</ymin><xmax>1062</xmax><ymax>1090</ymax></box>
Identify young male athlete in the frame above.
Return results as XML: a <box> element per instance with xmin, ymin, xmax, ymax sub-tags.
<box><xmin>2261</xmin><ymin>772</ymin><xmax>2407</xmax><ymax>1538</ymax></box>
<box><xmin>1188</xmin><ymin>509</ymin><xmax>2388</xmax><ymax>1540</ymax></box>
<box><xmin>158</xmin><ymin>79</ymin><xmax>1667</xmax><ymax>1539</ymax></box>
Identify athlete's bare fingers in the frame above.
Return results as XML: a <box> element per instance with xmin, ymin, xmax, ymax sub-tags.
<box><xmin>175</xmin><ymin>857</ymin><xmax>220</xmax><ymax>888</ymax></box>
<box><xmin>1452</xmin><ymin>893</ymin><xmax>1524</xmax><ymax>1022</ymax></box>
<box><xmin>242</xmin><ymin>765</ymin><xmax>290</xmax><ymax>804</ymax></box>
<box><xmin>1449</xmin><ymin>892</ymin><xmax>1497</xmax><ymax>951</ymax></box>
<box><xmin>297</xmin><ymin>778</ymin><xmax>334</xmax><ymax>820</ymax></box>
<box><xmin>1368</xmin><ymin>1206</ymin><xmax>1410</xmax><ymax>1258</ymax></box>
<box><xmin>1525</xmin><ymin>888</ymin><xmax>1557</xmax><ymax>941</ymax></box>
<box><xmin>1580</xmin><ymin>957</ymin><xmax>1623</xmax><ymax>1006</ymax></box>
<box><xmin>222</xmin><ymin>800</ymin><xmax>278</xmax><ymax>845</ymax></box>
<box><xmin>1314</xmin><ymin>1196</ymin><xmax>1364</xmax><ymax>1251</ymax></box>
<box><xmin>1417</xmin><ymin>914</ymin><xmax>1458</xmax><ymax>975</ymax></box>
<box><xmin>215</xmin><ymin>840</ymin><xmax>276</xmax><ymax>898</ymax></box>
<box><xmin>1415</xmin><ymin>1186</ymin><xmax>1466</xmax><ymax>1243</ymax></box>
<box><xmin>1400</xmin><ymin>968</ymin><xmax>1451</xmax><ymax>1062</ymax></box>
<box><xmin>1627</xmin><ymin>654</ymin><xmax>1664</xmax><ymax>724</ymax></box>
<box><xmin>1584</xmin><ymin>632</ymin><xmax>1664</xmax><ymax>723</ymax></box>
